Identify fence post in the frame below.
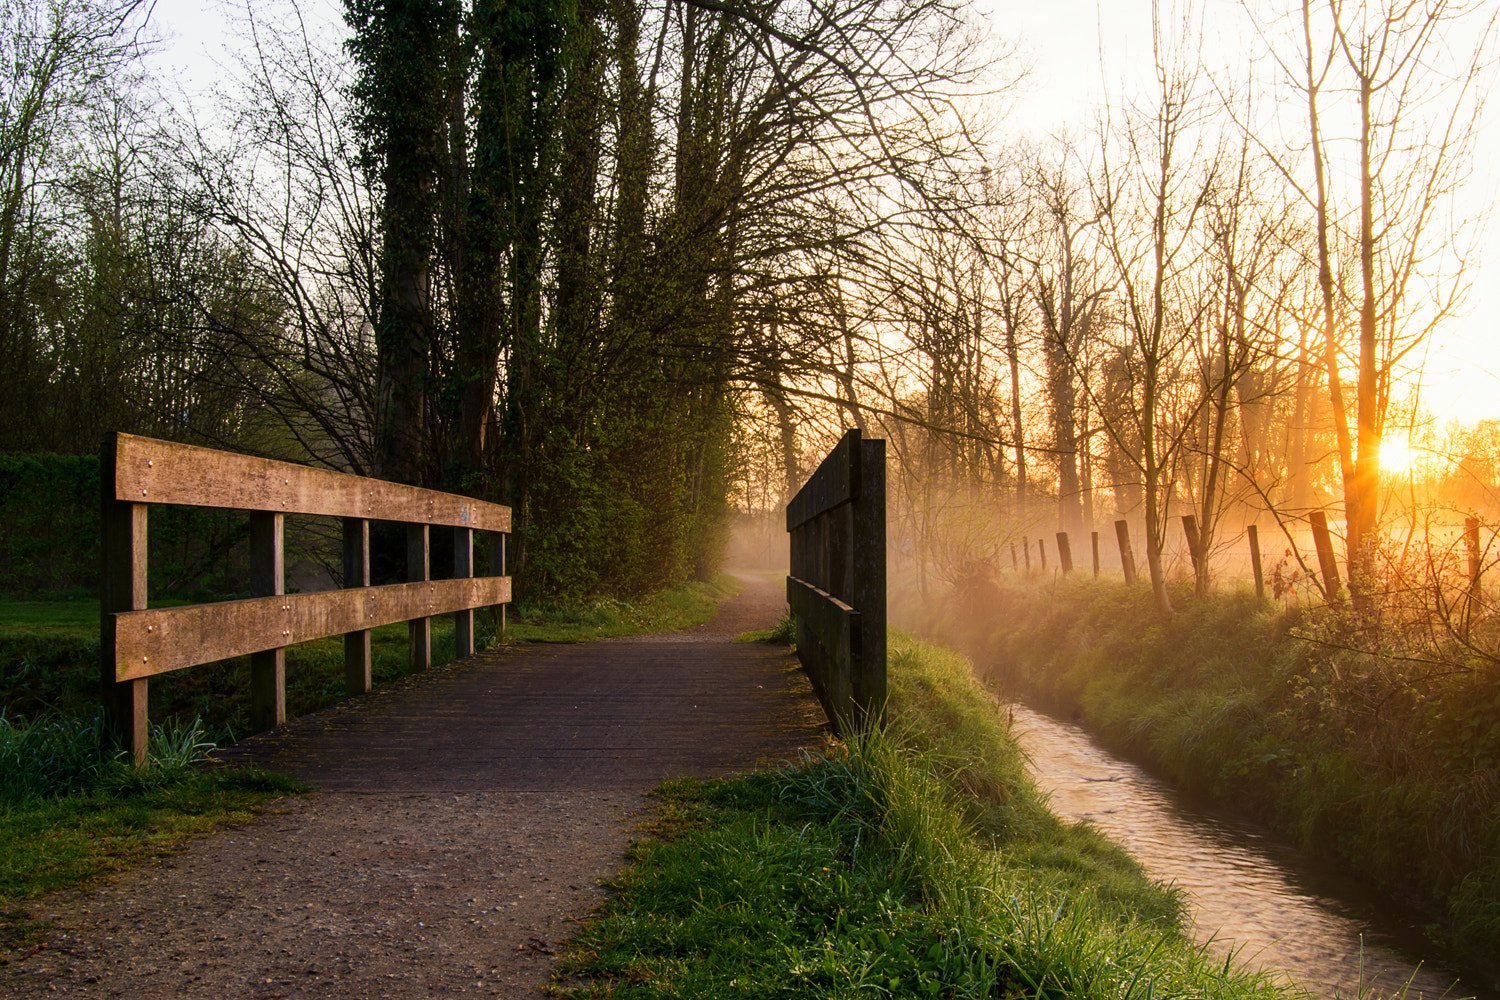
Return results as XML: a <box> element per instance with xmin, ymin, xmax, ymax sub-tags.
<box><xmin>1023</xmin><ymin>538</ymin><xmax>1032</xmax><ymax>573</ymax></box>
<box><xmin>1247</xmin><ymin>524</ymin><xmax>1264</xmax><ymax>600</ymax></box>
<box><xmin>1056</xmin><ymin>532</ymin><xmax>1073</xmax><ymax>573</ymax></box>
<box><xmin>491</xmin><ymin>531</ymin><xmax>506</xmax><ymax>638</ymax></box>
<box><xmin>1465</xmin><ymin>517</ymin><xmax>1482</xmax><ymax>641</ymax></box>
<box><xmin>250</xmin><ymin>511</ymin><xmax>286</xmax><ymax>731</ymax></box>
<box><xmin>1115</xmin><ymin>520</ymin><xmax>1137</xmax><ymax>584</ymax></box>
<box><xmin>853</xmin><ymin>436</ymin><xmax>886</xmax><ymax>720</ymax></box>
<box><xmin>1091</xmin><ymin>531</ymin><xmax>1100</xmax><ymax>577</ymax></box>
<box><xmin>1309</xmin><ymin>511</ymin><xmax>1343</xmax><ymax>604</ymax></box>
<box><xmin>100</xmin><ymin>435</ymin><xmax>149</xmax><ymax>766</ymax></box>
<box><xmin>342</xmin><ymin>517</ymin><xmax>372</xmax><ymax>695</ymax></box>
<box><xmin>1011</xmin><ymin>541</ymin><xmax>1018</xmax><ymax>572</ymax></box>
<box><xmin>408</xmin><ymin>524</ymin><xmax>431</xmax><ymax>669</ymax></box>
<box><xmin>454</xmin><ymin>525</ymin><xmax>474</xmax><ymax>658</ymax></box>
<box><xmin>1038</xmin><ymin>538</ymin><xmax>1047</xmax><ymax>572</ymax></box>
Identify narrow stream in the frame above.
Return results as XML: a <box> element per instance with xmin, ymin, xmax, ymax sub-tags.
<box><xmin>1008</xmin><ymin>703</ymin><xmax>1493</xmax><ymax>1000</ymax></box>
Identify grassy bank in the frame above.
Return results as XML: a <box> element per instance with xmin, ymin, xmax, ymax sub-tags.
<box><xmin>927</xmin><ymin>577</ymin><xmax>1500</xmax><ymax>962</ymax></box>
<box><xmin>553</xmin><ymin>630</ymin><xmax>1294</xmax><ymax>1000</ymax></box>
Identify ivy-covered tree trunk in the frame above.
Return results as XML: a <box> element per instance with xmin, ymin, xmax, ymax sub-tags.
<box><xmin>345</xmin><ymin>0</ymin><xmax>459</xmax><ymax>487</ymax></box>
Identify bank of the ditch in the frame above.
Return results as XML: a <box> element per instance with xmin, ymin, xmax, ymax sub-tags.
<box><xmin>920</xmin><ymin>576</ymin><xmax>1500</xmax><ymax>967</ymax></box>
<box><xmin>553</xmin><ymin>629</ymin><xmax>1296</xmax><ymax>1000</ymax></box>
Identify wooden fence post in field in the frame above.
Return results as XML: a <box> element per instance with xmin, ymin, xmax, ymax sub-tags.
<box><xmin>1023</xmin><ymin>538</ymin><xmax>1032</xmax><ymax>573</ymax></box>
<box><xmin>343</xmin><ymin>517</ymin><xmax>372</xmax><ymax>695</ymax></box>
<box><xmin>1011</xmin><ymin>541</ymin><xmax>1018</xmax><ymax>572</ymax></box>
<box><xmin>1309</xmin><ymin>511</ymin><xmax>1343</xmax><ymax>604</ymax></box>
<box><xmin>1465</xmin><ymin>517</ymin><xmax>1482</xmax><ymax>640</ymax></box>
<box><xmin>1056</xmin><ymin>532</ymin><xmax>1073</xmax><ymax>573</ymax></box>
<box><xmin>1115</xmin><ymin>520</ymin><xmax>1137</xmax><ymax>584</ymax></box>
<box><xmin>1091</xmin><ymin>531</ymin><xmax>1100</xmax><ymax>577</ymax></box>
<box><xmin>1247</xmin><ymin>524</ymin><xmax>1264</xmax><ymax>600</ymax></box>
<box><xmin>1038</xmin><ymin>538</ymin><xmax>1047</xmax><ymax>572</ymax></box>
<box><xmin>250</xmin><ymin>511</ymin><xmax>286</xmax><ymax>732</ymax></box>
<box><xmin>100</xmin><ymin>435</ymin><xmax>148</xmax><ymax>766</ymax></box>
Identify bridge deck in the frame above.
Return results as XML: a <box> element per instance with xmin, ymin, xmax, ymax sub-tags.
<box><xmin>4</xmin><ymin>574</ymin><xmax>825</xmax><ymax>999</ymax></box>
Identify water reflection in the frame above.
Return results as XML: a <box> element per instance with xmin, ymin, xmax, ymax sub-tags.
<box><xmin>1009</xmin><ymin>703</ymin><xmax>1486</xmax><ymax>1000</ymax></box>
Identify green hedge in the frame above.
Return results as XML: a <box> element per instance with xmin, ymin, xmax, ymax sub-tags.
<box><xmin>0</xmin><ymin>453</ymin><xmax>101</xmax><ymax>595</ymax></box>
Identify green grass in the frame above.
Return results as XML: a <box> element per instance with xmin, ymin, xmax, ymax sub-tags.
<box><xmin>934</xmin><ymin>576</ymin><xmax>1500</xmax><ymax>963</ymax></box>
<box><xmin>736</xmin><ymin>612</ymin><xmax>796</xmax><ymax>644</ymax></box>
<box><xmin>503</xmin><ymin>574</ymin><xmax>740</xmax><ymax>643</ymax></box>
<box><xmin>552</xmin><ymin>630</ymin><xmax>1291</xmax><ymax>1000</ymax></box>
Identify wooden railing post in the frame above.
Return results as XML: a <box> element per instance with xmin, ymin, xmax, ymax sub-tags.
<box><xmin>250</xmin><ymin>511</ymin><xmax>286</xmax><ymax>731</ymax></box>
<box><xmin>1247</xmin><ymin>524</ymin><xmax>1264</xmax><ymax>600</ymax></box>
<box><xmin>343</xmin><ymin>517</ymin><xmax>372</xmax><ymax>695</ymax></box>
<box><xmin>1115</xmin><ymin>520</ymin><xmax>1138</xmax><ymax>584</ymax></box>
<box><xmin>1091</xmin><ymin>531</ymin><xmax>1100</xmax><ymax>577</ymax></box>
<box><xmin>408</xmin><ymin>524</ymin><xmax>431</xmax><ymax>670</ymax></box>
<box><xmin>490</xmin><ymin>531</ymin><xmax>506</xmax><ymax>638</ymax></box>
<box><xmin>101</xmin><ymin>434</ymin><xmax>148</xmax><ymax>766</ymax></box>
<box><xmin>1056</xmin><ymin>532</ymin><xmax>1073</xmax><ymax>574</ymax></box>
<box><xmin>454</xmin><ymin>525</ymin><xmax>474</xmax><ymax>658</ymax></box>
<box><xmin>853</xmin><ymin>436</ymin><xmax>886</xmax><ymax>720</ymax></box>
<box><xmin>1309</xmin><ymin>511</ymin><xmax>1343</xmax><ymax>604</ymax></box>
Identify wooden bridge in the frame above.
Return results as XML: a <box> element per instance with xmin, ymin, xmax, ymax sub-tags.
<box><xmin>1</xmin><ymin>431</ymin><xmax>885</xmax><ymax>998</ymax></box>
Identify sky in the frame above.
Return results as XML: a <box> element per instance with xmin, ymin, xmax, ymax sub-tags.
<box><xmin>142</xmin><ymin>0</ymin><xmax>1500</xmax><ymax>428</ymax></box>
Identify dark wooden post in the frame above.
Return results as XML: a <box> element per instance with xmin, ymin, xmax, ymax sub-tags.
<box><xmin>342</xmin><ymin>517</ymin><xmax>372</xmax><ymax>695</ymax></box>
<box><xmin>1023</xmin><ymin>537</ymin><xmax>1032</xmax><ymax>572</ymax></box>
<box><xmin>1309</xmin><ymin>511</ymin><xmax>1343</xmax><ymax>604</ymax></box>
<box><xmin>853</xmin><ymin>436</ymin><xmax>886</xmax><ymax>720</ymax></box>
<box><xmin>491</xmin><ymin>531</ymin><xmax>506</xmax><ymax>638</ymax></box>
<box><xmin>1010</xmin><ymin>541</ymin><xmax>1018</xmax><ymax>571</ymax></box>
<box><xmin>1247</xmin><ymin>524</ymin><xmax>1264</xmax><ymax>600</ymax></box>
<box><xmin>1465</xmin><ymin>517</ymin><xmax>1482</xmax><ymax>641</ymax></box>
<box><xmin>454</xmin><ymin>525</ymin><xmax>474</xmax><ymax>658</ymax></box>
<box><xmin>408</xmin><ymin>524</ymin><xmax>431</xmax><ymax>670</ymax></box>
<box><xmin>250</xmin><ymin>511</ymin><xmax>286</xmax><ymax>731</ymax></box>
<box><xmin>1115</xmin><ymin>519</ymin><xmax>1137</xmax><ymax>584</ymax></box>
<box><xmin>1091</xmin><ymin>531</ymin><xmax>1100</xmax><ymax>577</ymax></box>
<box><xmin>101</xmin><ymin>435</ymin><xmax>149</xmax><ymax>766</ymax></box>
<box><xmin>1038</xmin><ymin>538</ymin><xmax>1047</xmax><ymax>572</ymax></box>
<box><xmin>1056</xmin><ymin>532</ymin><xmax>1073</xmax><ymax>573</ymax></box>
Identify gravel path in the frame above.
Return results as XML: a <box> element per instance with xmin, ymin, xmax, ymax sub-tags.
<box><xmin>2</xmin><ymin>574</ymin><xmax>824</xmax><ymax>998</ymax></box>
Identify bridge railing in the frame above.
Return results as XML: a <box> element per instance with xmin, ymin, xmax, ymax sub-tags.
<box><xmin>786</xmin><ymin>428</ymin><xmax>886</xmax><ymax>731</ymax></box>
<box><xmin>100</xmin><ymin>432</ymin><xmax>511</xmax><ymax>765</ymax></box>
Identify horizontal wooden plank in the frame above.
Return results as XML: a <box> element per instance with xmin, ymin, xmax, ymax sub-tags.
<box><xmin>786</xmin><ymin>575</ymin><xmax>860</xmax><ymax>663</ymax></box>
<box><xmin>109</xmin><ymin>433</ymin><xmax>511</xmax><ymax>531</ymax></box>
<box><xmin>786</xmin><ymin>429</ymin><xmax>859</xmax><ymax>530</ymax></box>
<box><xmin>111</xmin><ymin>576</ymin><xmax>512</xmax><ymax>681</ymax></box>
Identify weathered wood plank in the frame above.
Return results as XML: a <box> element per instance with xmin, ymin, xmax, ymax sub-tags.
<box><xmin>249</xmin><ymin>511</ymin><xmax>286</xmax><ymax>731</ymax></box>
<box><xmin>787</xmin><ymin>575</ymin><xmax>860</xmax><ymax>728</ymax></box>
<box><xmin>111</xmin><ymin>577</ymin><xmax>513</xmax><ymax>681</ymax></box>
<box><xmin>99</xmin><ymin>460</ymin><xmax>149</xmax><ymax>766</ymax></box>
<box><xmin>109</xmin><ymin>433</ymin><xmax>511</xmax><ymax>531</ymax></box>
<box><xmin>786</xmin><ymin>429</ymin><xmax>859</xmax><ymax>530</ymax></box>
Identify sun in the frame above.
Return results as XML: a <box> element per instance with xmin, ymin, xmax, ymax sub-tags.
<box><xmin>1380</xmin><ymin>438</ymin><xmax>1414</xmax><ymax>473</ymax></box>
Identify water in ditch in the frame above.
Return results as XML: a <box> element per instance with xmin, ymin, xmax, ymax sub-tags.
<box><xmin>1007</xmin><ymin>703</ymin><xmax>1494</xmax><ymax>1000</ymax></box>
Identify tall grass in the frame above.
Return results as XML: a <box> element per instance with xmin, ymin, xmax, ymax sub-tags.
<box><xmin>554</xmin><ymin>632</ymin><xmax>1293</xmax><ymax>1000</ymax></box>
<box><xmin>930</xmin><ymin>576</ymin><xmax>1500</xmax><ymax>961</ymax></box>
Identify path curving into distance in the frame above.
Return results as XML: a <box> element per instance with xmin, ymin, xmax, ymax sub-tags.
<box><xmin>1</xmin><ymin>574</ymin><xmax>826</xmax><ymax>999</ymax></box>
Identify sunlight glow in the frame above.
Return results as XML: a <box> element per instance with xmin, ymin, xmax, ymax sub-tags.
<box><xmin>1380</xmin><ymin>438</ymin><xmax>1414</xmax><ymax>473</ymax></box>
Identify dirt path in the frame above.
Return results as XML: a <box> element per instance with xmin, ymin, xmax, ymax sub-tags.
<box><xmin>3</xmin><ymin>574</ymin><xmax>824</xmax><ymax>998</ymax></box>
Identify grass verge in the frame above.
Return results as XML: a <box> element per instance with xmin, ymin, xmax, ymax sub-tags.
<box><xmin>552</xmin><ymin>629</ymin><xmax>1292</xmax><ymax>1000</ymax></box>
<box><xmin>503</xmin><ymin>574</ymin><xmax>740</xmax><ymax>643</ymax></box>
<box><xmin>931</xmin><ymin>576</ymin><xmax>1500</xmax><ymax>964</ymax></box>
